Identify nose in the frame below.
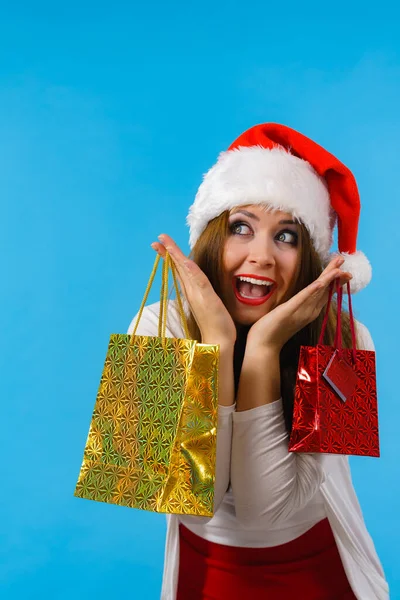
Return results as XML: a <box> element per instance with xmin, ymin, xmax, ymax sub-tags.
<box><xmin>247</xmin><ymin>237</ymin><xmax>276</xmax><ymax>268</ymax></box>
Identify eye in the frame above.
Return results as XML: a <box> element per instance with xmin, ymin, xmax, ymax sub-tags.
<box><xmin>276</xmin><ymin>230</ymin><xmax>298</xmax><ymax>245</ymax></box>
<box><xmin>229</xmin><ymin>220</ymin><xmax>252</xmax><ymax>236</ymax></box>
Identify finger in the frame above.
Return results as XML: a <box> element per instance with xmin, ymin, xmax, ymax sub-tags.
<box><xmin>280</xmin><ymin>266</ymin><xmax>353</xmax><ymax>332</ymax></box>
<box><xmin>157</xmin><ymin>234</ymin><xmax>188</xmax><ymax>273</ymax></box>
<box><xmin>322</xmin><ymin>255</ymin><xmax>345</xmax><ymax>275</ymax></box>
<box><xmin>155</xmin><ymin>235</ymin><xmax>211</xmax><ymax>301</ymax></box>
<box><xmin>158</xmin><ymin>234</ymin><xmax>184</xmax><ymax>257</ymax></box>
<box><xmin>288</xmin><ymin>268</ymin><xmax>349</xmax><ymax>313</ymax></box>
<box><xmin>307</xmin><ymin>267</ymin><xmax>342</xmax><ymax>296</ymax></box>
<box><xmin>337</xmin><ymin>273</ymin><xmax>352</xmax><ymax>287</ymax></box>
<box><xmin>158</xmin><ymin>234</ymin><xmax>209</xmax><ymax>289</ymax></box>
<box><xmin>318</xmin><ymin>255</ymin><xmax>354</xmax><ymax>285</ymax></box>
<box><xmin>314</xmin><ymin>271</ymin><xmax>353</xmax><ymax>312</ymax></box>
<box><xmin>156</xmin><ymin>234</ymin><xmax>191</xmax><ymax>288</ymax></box>
<box><xmin>151</xmin><ymin>241</ymin><xmax>188</xmax><ymax>295</ymax></box>
<box><xmin>150</xmin><ymin>242</ymin><xmax>167</xmax><ymax>258</ymax></box>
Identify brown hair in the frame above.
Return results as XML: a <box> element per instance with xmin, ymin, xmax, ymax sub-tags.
<box><xmin>185</xmin><ymin>209</ymin><xmax>355</xmax><ymax>434</ymax></box>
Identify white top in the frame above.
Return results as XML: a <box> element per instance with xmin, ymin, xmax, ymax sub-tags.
<box><xmin>128</xmin><ymin>300</ymin><xmax>389</xmax><ymax>600</ymax></box>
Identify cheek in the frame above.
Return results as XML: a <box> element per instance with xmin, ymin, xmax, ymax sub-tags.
<box><xmin>222</xmin><ymin>242</ymin><xmax>239</xmax><ymax>273</ymax></box>
<box><xmin>221</xmin><ymin>243</ymin><xmax>242</xmax><ymax>294</ymax></box>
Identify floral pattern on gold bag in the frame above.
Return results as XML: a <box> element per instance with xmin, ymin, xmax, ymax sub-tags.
<box><xmin>75</xmin><ymin>251</ymin><xmax>220</xmax><ymax>516</ymax></box>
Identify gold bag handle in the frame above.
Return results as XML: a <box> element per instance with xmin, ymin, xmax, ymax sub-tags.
<box><xmin>130</xmin><ymin>250</ymin><xmax>190</xmax><ymax>341</ymax></box>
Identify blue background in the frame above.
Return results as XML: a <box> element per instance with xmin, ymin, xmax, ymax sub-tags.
<box><xmin>1</xmin><ymin>2</ymin><xmax>399</xmax><ymax>598</ymax></box>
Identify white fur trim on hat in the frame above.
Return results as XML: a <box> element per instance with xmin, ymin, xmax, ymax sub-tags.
<box><xmin>187</xmin><ymin>146</ymin><xmax>335</xmax><ymax>260</ymax></box>
<box><xmin>327</xmin><ymin>251</ymin><xmax>372</xmax><ymax>294</ymax></box>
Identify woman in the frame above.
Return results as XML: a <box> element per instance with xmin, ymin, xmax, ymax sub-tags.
<box><xmin>128</xmin><ymin>124</ymin><xmax>389</xmax><ymax>599</ymax></box>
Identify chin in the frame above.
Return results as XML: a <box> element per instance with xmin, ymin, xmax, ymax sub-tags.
<box><xmin>235</xmin><ymin>318</ymin><xmax>257</xmax><ymax>328</ymax></box>
<box><xmin>232</xmin><ymin>308</ymin><xmax>270</xmax><ymax>327</ymax></box>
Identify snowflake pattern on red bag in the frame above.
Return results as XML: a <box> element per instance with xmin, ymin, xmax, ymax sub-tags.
<box><xmin>288</xmin><ymin>345</ymin><xmax>380</xmax><ymax>457</ymax></box>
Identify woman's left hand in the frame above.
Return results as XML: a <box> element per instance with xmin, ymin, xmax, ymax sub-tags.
<box><xmin>247</xmin><ymin>256</ymin><xmax>352</xmax><ymax>353</ymax></box>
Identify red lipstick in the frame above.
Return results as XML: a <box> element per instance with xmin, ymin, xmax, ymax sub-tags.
<box><xmin>232</xmin><ymin>274</ymin><xmax>276</xmax><ymax>306</ymax></box>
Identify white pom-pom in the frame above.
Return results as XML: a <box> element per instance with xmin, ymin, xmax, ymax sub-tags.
<box><xmin>328</xmin><ymin>250</ymin><xmax>372</xmax><ymax>294</ymax></box>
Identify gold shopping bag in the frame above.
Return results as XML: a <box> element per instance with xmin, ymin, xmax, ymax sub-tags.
<box><xmin>74</xmin><ymin>251</ymin><xmax>220</xmax><ymax>516</ymax></box>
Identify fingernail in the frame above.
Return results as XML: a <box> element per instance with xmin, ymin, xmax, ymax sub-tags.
<box><xmin>158</xmin><ymin>234</ymin><xmax>165</xmax><ymax>241</ymax></box>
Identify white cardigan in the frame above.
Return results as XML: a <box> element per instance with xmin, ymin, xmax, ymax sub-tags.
<box><xmin>128</xmin><ymin>301</ymin><xmax>389</xmax><ymax>600</ymax></box>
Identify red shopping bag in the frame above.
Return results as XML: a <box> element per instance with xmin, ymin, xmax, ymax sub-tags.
<box><xmin>288</xmin><ymin>280</ymin><xmax>380</xmax><ymax>457</ymax></box>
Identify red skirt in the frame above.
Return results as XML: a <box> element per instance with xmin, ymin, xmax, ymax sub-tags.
<box><xmin>177</xmin><ymin>518</ymin><xmax>356</xmax><ymax>600</ymax></box>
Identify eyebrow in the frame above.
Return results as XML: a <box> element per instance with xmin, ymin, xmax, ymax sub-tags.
<box><xmin>229</xmin><ymin>209</ymin><xmax>299</xmax><ymax>225</ymax></box>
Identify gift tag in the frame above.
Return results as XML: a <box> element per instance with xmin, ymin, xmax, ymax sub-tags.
<box><xmin>322</xmin><ymin>349</ymin><xmax>360</xmax><ymax>402</ymax></box>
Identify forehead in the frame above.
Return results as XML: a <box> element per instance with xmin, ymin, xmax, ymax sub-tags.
<box><xmin>229</xmin><ymin>204</ymin><xmax>297</xmax><ymax>222</ymax></box>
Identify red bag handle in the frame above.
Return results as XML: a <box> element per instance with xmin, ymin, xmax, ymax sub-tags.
<box><xmin>318</xmin><ymin>279</ymin><xmax>357</xmax><ymax>363</ymax></box>
<box><xmin>334</xmin><ymin>282</ymin><xmax>343</xmax><ymax>348</ymax></box>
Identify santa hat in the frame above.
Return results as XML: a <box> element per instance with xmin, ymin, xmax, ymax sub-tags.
<box><xmin>186</xmin><ymin>123</ymin><xmax>371</xmax><ymax>293</ymax></box>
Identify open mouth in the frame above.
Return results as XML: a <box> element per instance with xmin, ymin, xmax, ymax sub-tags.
<box><xmin>232</xmin><ymin>276</ymin><xmax>276</xmax><ymax>306</ymax></box>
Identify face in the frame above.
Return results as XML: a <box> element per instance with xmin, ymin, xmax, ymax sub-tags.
<box><xmin>221</xmin><ymin>205</ymin><xmax>300</xmax><ymax>327</ymax></box>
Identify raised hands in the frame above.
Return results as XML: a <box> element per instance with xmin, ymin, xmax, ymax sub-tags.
<box><xmin>246</xmin><ymin>256</ymin><xmax>353</xmax><ymax>352</ymax></box>
<box><xmin>151</xmin><ymin>236</ymin><xmax>351</xmax><ymax>353</ymax></box>
<box><xmin>151</xmin><ymin>234</ymin><xmax>237</xmax><ymax>347</ymax></box>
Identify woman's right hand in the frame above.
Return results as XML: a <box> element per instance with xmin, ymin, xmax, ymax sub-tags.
<box><xmin>151</xmin><ymin>234</ymin><xmax>237</xmax><ymax>347</ymax></box>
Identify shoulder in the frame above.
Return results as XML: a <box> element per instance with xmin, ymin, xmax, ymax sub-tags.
<box><xmin>354</xmin><ymin>319</ymin><xmax>375</xmax><ymax>352</ymax></box>
<box><xmin>127</xmin><ymin>299</ymin><xmax>186</xmax><ymax>339</ymax></box>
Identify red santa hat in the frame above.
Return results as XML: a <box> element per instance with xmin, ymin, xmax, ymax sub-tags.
<box><xmin>186</xmin><ymin>123</ymin><xmax>372</xmax><ymax>293</ymax></box>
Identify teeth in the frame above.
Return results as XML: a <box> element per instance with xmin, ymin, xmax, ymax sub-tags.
<box><xmin>237</xmin><ymin>276</ymin><xmax>273</xmax><ymax>286</ymax></box>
